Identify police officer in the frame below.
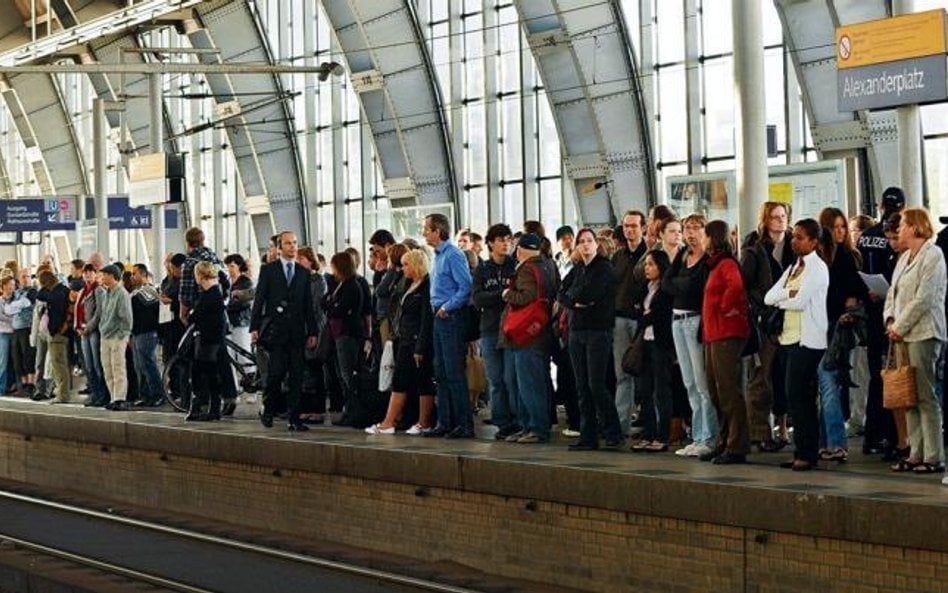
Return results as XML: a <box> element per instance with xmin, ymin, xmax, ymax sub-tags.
<box><xmin>855</xmin><ymin>186</ymin><xmax>904</xmax><ymax>458</ymax></box>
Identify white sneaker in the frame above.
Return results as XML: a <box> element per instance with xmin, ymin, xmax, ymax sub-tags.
<box><xmin>562</xmin><ymin>428</ymin><xmax>580</xmax><ymax>438</ymax></box>
<box><xmin>406</xmin><ymin>424</ymin><xmax>424</xmax><ymax>436</ymax></box>
<box><xmin>364</xmin><ymin>424</ymin><xmax>395</xmax><ymax>435</ymax></box>
<box><xmin>675</xmin><ymin>443</ymin><xmax>696</xmax><ymax>457</ymax></box>
<box><xmin>942</xmin><ymin>476</ymin><xmax>948</xmax><ymax>486</ymax></box>
<box><xmin>690</xmin><ymin>444</ymin><xmax>715</xmax><ymax>458</ymax></box>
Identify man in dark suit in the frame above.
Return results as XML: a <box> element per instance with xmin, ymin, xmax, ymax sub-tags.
<box><xmin>250</xmin><ymin>231</ymin><xmax>318</xmax><ymax>430</ymax></box>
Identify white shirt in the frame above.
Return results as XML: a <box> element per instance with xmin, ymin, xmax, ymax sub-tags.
<box><xmin>764</xmin><ymin>250</ymin><xmax>829</xmax><ymax>350</ymax></box>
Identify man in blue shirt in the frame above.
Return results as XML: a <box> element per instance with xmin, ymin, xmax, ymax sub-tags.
<box><xmin>423</xmin><ymin>213</ymin><xmax>474</xmax><ymax>438</ymax></box>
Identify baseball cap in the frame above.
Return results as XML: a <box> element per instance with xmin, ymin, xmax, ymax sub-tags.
<box><xmin>518</xmin><ymin>233</ymin><xmax>541</xmax><ymax>251</ymax></box>
<box><xmin>881</xmin><ymin>186</ymin><xmax>905</xmax><ymax>210</ymax></box>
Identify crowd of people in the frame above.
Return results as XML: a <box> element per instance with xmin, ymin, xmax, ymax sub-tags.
<box><xmin>8</xmin><ymin>185</ymin><xmax>948</xmax><ymax>482</ymax></box>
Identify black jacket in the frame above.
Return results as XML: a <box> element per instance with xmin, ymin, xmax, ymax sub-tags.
<box><xmin>472</xmin><ymin>255</ymin><xmax>517</xmax><ymax>335</ymax></box>
<box><xmin>37</xmin><ymin>283</ymin><xmax>70</xmax><ymax>337</ymax></box>
<box><xmin>190</xmin><ymin>285</ymin><xmax>226</xmax><ymax>345</ymax></box>
<box><xmin>740</xmin><ymin>230</ymin><xmax>794</xmax><ymax>312</ymax></box>
<box><xmin>613</xmin><ymin>241</ymin><xmax>648</xmax><ymax>317</ymax></box>
<box><xmin>662</xmin><ymin>248</ymin><xmax>708</xmax><ymax>312</ymax></box>
<box><xmin>826</xmin><ymin>247</ymin><xmax>868</xmax><ymax>326</ymax></box>
<box><xmin>249</xmin><ymin>259</ymin><xmax>318</xmax><ymax>345</ymax></box>
<box><xmin>323</xmin><ymin>277</ymin><xmax>365</xmax><ymax>339</ymax></box>
<box><xmin>392</xmin><ymin>276</ymin><xmax>433</xmax><ymax>356</ymax></box>
<box><xmin>558</xmin><ymin>255</ymin><xmax>616</xmax><ymax>331</ymax></box>
<box><xmin>227</xmin><ymin>275</ymin><xmax>255</xmax><ymax>328</ymax></box>
<box><xmin>640</xmin><ymin>284</ymin><xmax>673</xmax><ymax>347</ymax></box>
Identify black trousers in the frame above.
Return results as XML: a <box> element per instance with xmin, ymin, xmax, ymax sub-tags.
<box><xmin>264</xmin><ymin>340</ymin><xmax>305</xmax><ymax>417</ymax></box>
<box><xmin>783</xmin><ymin>344</ymin><xmax>824</xmax><ymax>463</ymax></box>
<box><xmin>864</xmin><ymin>303</ymin><xmax>897</xmax><ymax>449</ymax></box>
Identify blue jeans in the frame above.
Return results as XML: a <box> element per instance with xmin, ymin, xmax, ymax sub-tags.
<box><xmin>481</xmin><ymin>334</ymin><xmax>518</xmax><ymax>432</ymax></box>
<box><xmin>433</xmin><ymin>313</ymin><xmax>472</xmax><ymax>433</ymax></box>
<box><xmin>0</xmin><ymin>333</ymin><xmax>10</xmax><ymax>393</ymax></box>
<box><xmin>509</xmin><ymin>347</ymin><xmax>550</xmax><ymax>439</ymax></box>
<box><xmin>570</xmin><ymin>330</ymin><xmax>621</xmax><ymax>444</ymax></box>
<box><xmin>817</xmin><ymin>349</ymin><xmax>848</xmax><ymax>449</ymax></box>
<box><xmin>131</xmin><ymin>331</ymin><xmax>163</xmax><ymax>402</ymax></box>
<box><xmin>81</xmin><ymin>332</ymin><xmax>108</xmax><ymax>403</ymax></box>
<box><xmin>613</xmin><ymin>317</ymin><xmax>638</xmax><ymax>435</ymax></box>
<box><xmin>671</xmin><ymin>315</ymin><xmax>717</xmax><ymax>446</ymax></box>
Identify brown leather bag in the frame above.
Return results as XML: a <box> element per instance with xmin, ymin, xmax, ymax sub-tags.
<box><xmin>881</xmin><ymin>342</ymin><xmax>917</xmax><ymax>410</ymax></box>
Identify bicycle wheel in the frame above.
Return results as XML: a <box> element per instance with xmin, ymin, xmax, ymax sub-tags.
<box><xmin>162</xmin><ymin>352</ymin><xmax>192</xmax><ymax>412</ymax></box>
<box><xmin>224</xmin><ymin>337</ymin><xmax>260</xmax><ymax>394</ymax></box>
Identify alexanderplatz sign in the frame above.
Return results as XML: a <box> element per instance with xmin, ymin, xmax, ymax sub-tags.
<box><xmin>837</xmin><ymin>9</ymin><xmax>948</xmax><ymax>111</ymax></box>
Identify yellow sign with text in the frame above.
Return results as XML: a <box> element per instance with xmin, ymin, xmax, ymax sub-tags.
<box><xmin>836</xmin><ymin>9</ymin><xmax>946</xmax><ymax>70</ymax></box>
<box><xmin>769</xmin><ymin>182</ymin><xmax>793</xmax><ymax>205</ymax></box>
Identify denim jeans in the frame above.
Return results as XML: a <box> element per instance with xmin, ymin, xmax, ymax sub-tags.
<box><xmin>569</xmin><ymin>330</ymin><xmax>621</xmax><ymax>444</ymax></box>
<box><xmin>0</xmin><ymin>333</ymin><xmax>10</xmax><ymax>394</ymax></box>
<box><xmin>509</xmin><ymin>347</ymin><xmax>550</xmax><ymax>439</ymax></box>
<box><xmin>81</xmin><ymin>332</ymin><xmax>107</xmax><ymax>403</ymax></box>
<box><xmin>613</xmin><ymin>317</ymin><xmax>639</xmax><ymax>434</ymax></box>
<box><xmin>131</xmin><ymin>331</ymin><xmax>163</xmax><ymax>402</ymax></box>
<box><xmin>817</xmin><ymin>350</ymin><xmax>848</xmax><ymax>449</ymax></box>
<box><xmin>671</xmin><ymin>315</ymin><xmax>717</xmax><ymax>446</ymax></box>
<box><xmin>481</xmin><ymin>334</ymin><xmax>518</xmax><ymax>432</ymax></box>
<box><xmin>432</xmin><ymin>313</ymin><xmax>472</xmax><ymax>433</ymax></box>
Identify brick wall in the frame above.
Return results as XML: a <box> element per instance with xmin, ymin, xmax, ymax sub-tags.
<box><xmin>1</xmin><ymin>432</ymin><xmax>945</xmax><ymax>593</ymax></box>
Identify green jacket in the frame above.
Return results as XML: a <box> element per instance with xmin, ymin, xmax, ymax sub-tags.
<box><xmin>99</xmin><ymin>284</ymin><xmax>132</xmax><ymax>340</ymax></box>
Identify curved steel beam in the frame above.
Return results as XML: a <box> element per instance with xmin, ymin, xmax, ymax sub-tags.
<box><xmin>512</xmin><ymin>0</ymin><xmax>656</xmax><ymax>226</ymax></box>
<box><xmin>321</xmin><ymin>0</ymin><xmax>458</xmax><ymax>217</ymax></box>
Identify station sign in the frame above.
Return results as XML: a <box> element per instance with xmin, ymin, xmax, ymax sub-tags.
<box><xmin>838</xmin><ymin>54</ymin><xmax>948</xmax><ymax>111</ymax></box>
<box><xmin>836</xmin><ymin>10</ymin><xmax>947</xmax><ymax>70</ymax></box>
<box><xmin>0</xmin><ymin>197</ymin><xmax>76</xmax><ymax>232</ymax></box>
<box><xmin>84</xmin><ymin>196</ymin><xmax>180</xmax><ymax>230</ymax></box>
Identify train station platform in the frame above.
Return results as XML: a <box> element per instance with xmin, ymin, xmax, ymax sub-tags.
<box><xmin>0</xmin><ymin>397</ymin><xmax>944</xmax><ymax>593</ymax></box>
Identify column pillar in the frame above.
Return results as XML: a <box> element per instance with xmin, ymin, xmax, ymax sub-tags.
<box><xmin>684</xmin><ymin>0</ymin><xmax>703</xmax><ymax>174</ymax></box>
<box><xmin>894</xmin><ymin>0</ymin><xmax>924</xmax><ymax>207</ymax></box>
<box><xmin>149</xmin><ymin>73</ymin><xmax>165</xmax><ymax>275</ymax></box>
<box><xmin>732</xmin><ymin>0</ymin><xmax>768</xmax><ymax>236</ymax></box>
<box><xmin>93</xmin><ymin>98</ymin><xmax>109</xmax><ymax>259</ymax></box>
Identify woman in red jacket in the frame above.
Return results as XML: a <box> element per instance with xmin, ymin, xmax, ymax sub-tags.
<box><xmin>700</xmin><ymin>220</ymin><xmax>751</xmax><ymax>464</ymax></box>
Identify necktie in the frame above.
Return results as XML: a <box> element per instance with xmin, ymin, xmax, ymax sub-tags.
<box><xmin>286</xmin><ymin>262</ymin><xmax>294</xmax><ymax>285</ymax></box>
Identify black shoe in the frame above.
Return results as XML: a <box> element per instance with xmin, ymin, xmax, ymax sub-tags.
<box><xmin>446</xmin><ymin>426</ymin><xmax>475</xmax><ymax>439</ymax></box>
<box><xmin>185</xmin><ymin>411</ymin><xmax>208</xmax><ymax>421</ymax></box>
<box><xmin>30</xmin><ymin>392</ymin><xmax>50</xmax><ymax>402</ymax></box>
<box><xmin>711</xmin><ymin>452</ymin><xmax>747</xmax><ymax>465</ymax></box>
<box><xmin>288</xmin><ymin>421</ymin><xmax>310</xmax><ymax>432</ymax></box>
<box><xmin>259</xmin><ymin>412</ymin><xmax>274</xmax><ymax>428</ymax></box>
<box><xmin>494</xmin><ymin>427</ymin><xmax>517</xmax><ymax>441</ymax></box>
<box><xmin>84</xmin><ymin>400</ymin><xmax>106</xmax><ymax>408</ymax></box>
<box><xmin>423</xmin><ymin>425</ymin><xmax>449</xmax><ymax>438</ymax></box>
<box><xmin>221</xmin><ymin>401</ymin><xmax>237</xmax><ymax>417</ymax></box>
<box><xmin>603</xmin><ymin>437</ymin><xmax>625</xmax><ymax>450</ymax></box>
<box><xmin>108</xmin><ymin>401</ymin><xmax>129</xmax><ymax>411</ymax></box>
<box><xmin>568</xmin><ymin>442</ymin><xmax>599</xmax><ymax>451</ymax></box>
<box><xmin>78</xmin><ymin>387</ymin><xmax>91</xmax><ymax>395</ymax></box>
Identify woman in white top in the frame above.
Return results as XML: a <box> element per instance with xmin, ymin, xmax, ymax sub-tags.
<box><xmin>764</xmin><ymin>219</ymin><xmax>830</xmax><ymax>472</ymax></box>
<box><xmin>883</xmin><ymin>208</ymin><xmax>946</xmax><ymax>474</ymax></box>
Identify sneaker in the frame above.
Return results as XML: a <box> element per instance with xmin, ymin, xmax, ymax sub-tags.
<box><xmin>562</xmin><ymin>428</ymin><xmax>580</xmax><ymax>438</ymax></box>
<box><xmin>364</xmin><ymin>424</ymin><xmax>395</xmax><ymax>435</ymax></box>
<box><xmin>690</xmin><ymin>444</ymin><xmax>715</xmax><ymax>458</ymax></box>
<box><xmin>504</xmin><ymin>430</ymin><xmax>525</xmax><ymax>443</ymax></box>
<box><xmin>405</xmin><ymin>424</ymin><xmax>426</xmax><ymax>436</ymax></box>
<box><xmin>942</xmin><ymin>475</ymin><xmax>948</xmax><ymax>486</ymax></box>
<box><xmin>675</xmin><ymin>443</ymin><xmax>696</xmax><ymax>457</ymax></box>
<box><xmin>516</xmin><ymin>432</ymin><xmax>548</xmax><ymax>444</ymax></box>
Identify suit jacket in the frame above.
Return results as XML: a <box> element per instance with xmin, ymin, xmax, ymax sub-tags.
<box><xmin>250</xmin><ymin>259</ymin><xmax>318</xmax><ymax>346</ymax></box>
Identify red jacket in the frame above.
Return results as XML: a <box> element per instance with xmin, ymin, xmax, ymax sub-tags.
<box><xmin>702</xmin><ymin>254</ymin><xmax>750</xmax><ymax>342</ymax></box>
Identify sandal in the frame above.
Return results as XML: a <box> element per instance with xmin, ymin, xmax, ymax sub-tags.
<box><xmin>912</xmin><ymin>462</ymin><xmax>945</xmax><ymax>474</ymax></box>
<box><xmin>891</xmin><ymin>459</ymin><xmax>920</xmax><ymax>472</ymax></box>
<box><xmin>644</xmin><ymin>441</ymin><xmax>668</xmax><ymax>453</ymax></box>
<box><xmin>819</xmin><ymin>448</ymin><xmax>848</xmax><ymax>463</ymax></box>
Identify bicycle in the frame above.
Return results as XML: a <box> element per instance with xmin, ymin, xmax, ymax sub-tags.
<box><xmin>162</xmin><ymin>324</ymin><xmax>261</xmax><ymax>412</ymax></box>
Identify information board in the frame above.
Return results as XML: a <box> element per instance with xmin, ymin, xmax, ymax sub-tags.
<box><xmin>84</xmin><ymin>196</ymin><xmax>180</xmax><ymax>230</ymax></box>
<box><xmin>767</xmin><ymin>161</ymin><xmax>847</xmax><ymax>221</ymax></box>
<box><xmin>0</xmin><ymin>197</ymin><xmax>76</xmax><ymax>232</ymax></box>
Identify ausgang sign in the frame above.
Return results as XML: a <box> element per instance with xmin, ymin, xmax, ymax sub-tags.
<box><xmin>837</xmin><ymin>10</ymin><xmax>948</xmax><ymax>111</ymax></box>
<box><xmin>836</xmin><ymin>10</ymin><xmax>946</xmax><ymax>69</ymax></box>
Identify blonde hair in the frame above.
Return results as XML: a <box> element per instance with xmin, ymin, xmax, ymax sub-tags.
<box><xmin>401</xmin><ymin>249</ymin><xmax>430</xmax><ymax>278</ymax></box>
<box><xmin>194</xmin><ymin>261</ymin><xmax>218</xmax><ymax>282</ymax></box>
<box><xmin>901</xmin><ymin>208</ymin><xmax>934</xmax><ymax>240</ymax></box>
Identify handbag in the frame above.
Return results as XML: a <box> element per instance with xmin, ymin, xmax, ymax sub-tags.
<box><xmin>465</xmin><ymin>351</ymin><xmax>487</xmax><ymax>396</ymax></box>
<box><xmin>621</xmin><ymin>327</ymin><xmax>647</xmax><ymax>376</ymax></box>
<box><xmin>881</xmin><ymin>341</ymin><xmax>918</xmax><ymax>409</ymax></box>
<box><xmin>502</xmin><ymin>263</ymin><xmax>550</xmax><ymax>347</ymax></box>
<box><xmin>760</xmin><ymin>306</ymin><xmax>785</xmax><ymax>337</ymax></box>
<box><xmin>378</xmin><ymin>340</ymin><xmax>395</xmax><ymax>392</ymax></box>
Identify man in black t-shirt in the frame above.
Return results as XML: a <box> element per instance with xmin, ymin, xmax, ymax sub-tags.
<box><xmin>856</xmin><ymin>186</ymin><xmax>904</xmax><ymax>457</ymax></box>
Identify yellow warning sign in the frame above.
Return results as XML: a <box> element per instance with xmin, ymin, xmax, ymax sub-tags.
<box><xmin>837</xmin><ymin>10</ymin><xmax>947</xmax><ymax>70</ymax></box>
<box><xmin>769</xmin><ymin>182</ymin><xmax>793</xmax><ymax>205</ymax></box>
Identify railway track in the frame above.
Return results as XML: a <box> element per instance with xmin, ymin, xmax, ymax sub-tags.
<box><xmin>0</xmin><ymin>490</ymin><xmax>482</xmax><ymax>593</ymax></box>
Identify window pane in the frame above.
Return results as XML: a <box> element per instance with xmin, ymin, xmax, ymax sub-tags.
<box><xmin>540</xmin><ymin>179</ymin><xmax>563</xmax><ymax>231</ymax></box>
<box><xmin>538</xmin><ymin>91</ymin><xmax>560</xmax><ymax>177</ymax></box>
<box><xmin>703</xmin><ymin>57</ymin><xmax>735</xmax><ymax>157</ymax></box>
<box><xmin>702</xmin><ymin>0</ymin><xmax>732</xmax><ymax>56</ymax></box>
<box><xmin>658</xmin><ymin>65</ymin><xmax>688</xmax><ymax>162</ymax></box>
<box><xmin>657</xmin><ymin>0</ymin><xmax>685</xmax><ymax>62</ymax></box>
<box><xmin>764</xmin><ymin>48</ymin><xmax>786</xmax><ymax>153</ymax></box>
<box><xmin>503</xmin><ymin>182</ymin><xmax>524</xmax><ymax>223</ymax></box>
<box><xmin>502</xmin><ymin>96</ymin><xmax>523</xmax><ymax>179</ymax></box>
<box><xmin>926</xmin><ymin>137</ymin><xmax>948</xmax><ymax>220</ymax></box>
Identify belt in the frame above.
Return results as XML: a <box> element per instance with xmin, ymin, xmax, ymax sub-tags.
<box><xmin>672</xmin><ymin>311</ymin><xmax>700</xmax><ymax>321</ymax></box>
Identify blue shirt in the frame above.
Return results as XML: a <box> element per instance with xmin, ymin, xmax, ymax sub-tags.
<box><xmin>430</xmin><ymin>241</ymin><xmax>472</xmax><ymax>312</ymax></box>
